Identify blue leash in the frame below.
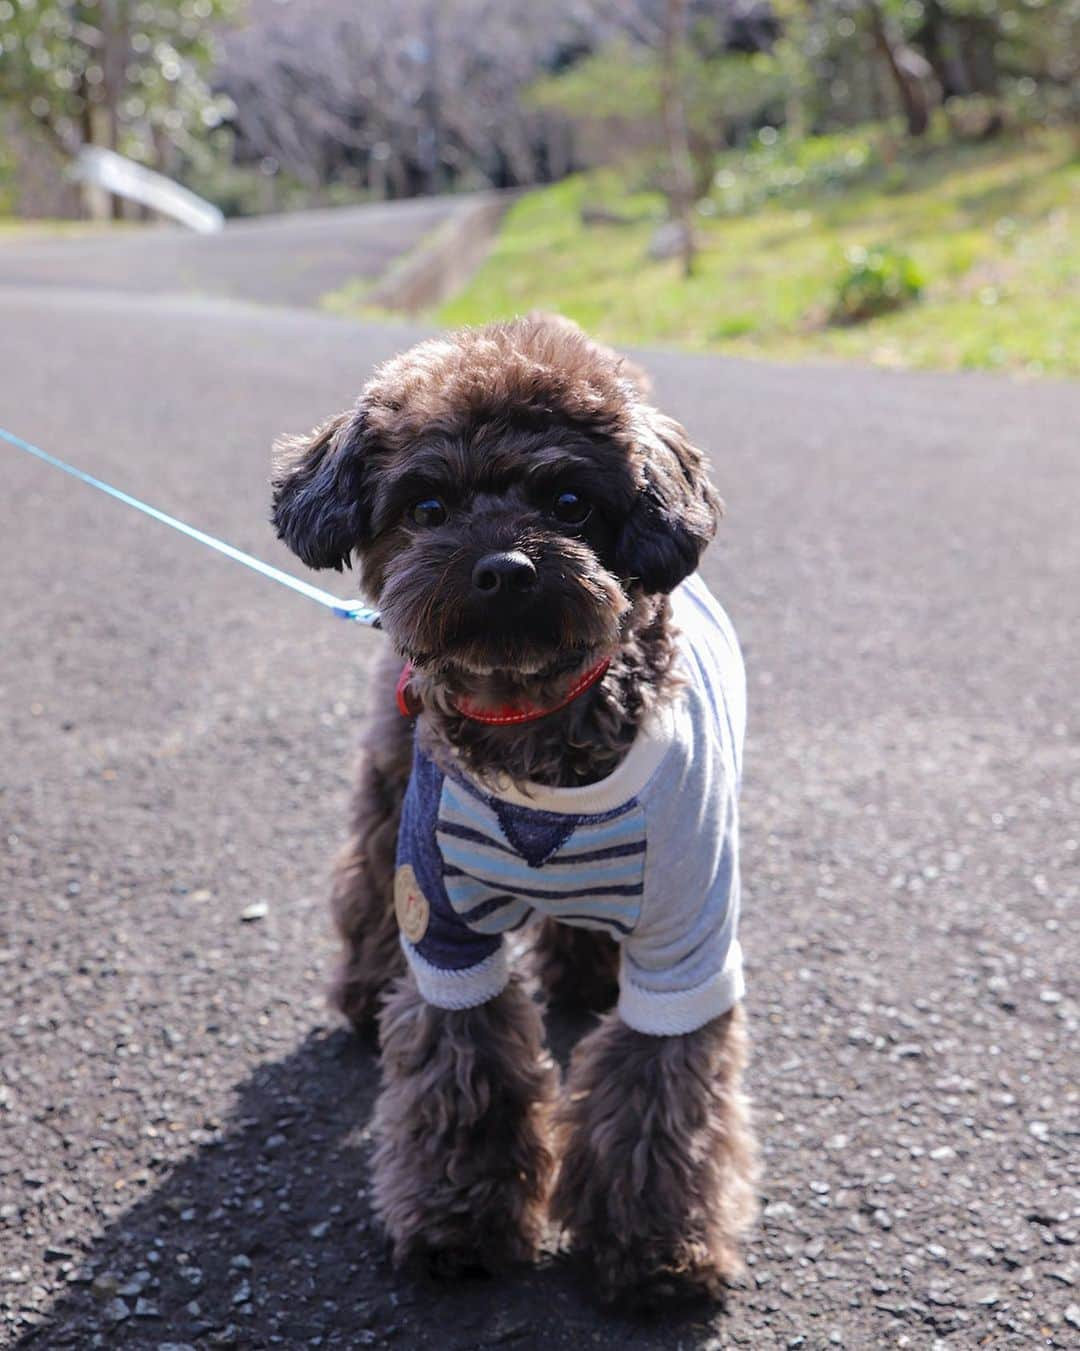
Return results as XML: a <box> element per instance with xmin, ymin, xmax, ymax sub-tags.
<box><xmin>0</xmin><ymin>425</ymin><xmax>381</xmax><ymax>628</ymax></box>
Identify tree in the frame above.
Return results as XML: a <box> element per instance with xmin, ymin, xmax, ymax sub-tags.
<box><xmin>528</xmin><ymin>19</ymin><xmax>789</xmax><ymax>199</ymax></box>
<box><xmin>0</xmin><ymin>0</ymin><xmax>238</xmax><ymax>186</ymax></box>
<box><xmin>660</xmin><ymin>0</ymin><xmax>696</xmax><ymax>276</ymax></box>
<box><xmin>216</xmin><ymin>0</ymin><xmax>594</xmax><ymax>199</ymax></box>
<box><xmin>920</xmin><ymin>0</ymin><xmax>1080</xmax><ymax>124</ymax></box>
<box><xmin>864</xmin><ymin>0</ymin><xmax>940</xmax><ymax>136</ymax></box>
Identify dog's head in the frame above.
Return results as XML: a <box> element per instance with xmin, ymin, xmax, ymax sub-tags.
<box><xmin>271</xmin><ymin>314</ymin><xmax>721</xmax><ymax>676</ymax></box>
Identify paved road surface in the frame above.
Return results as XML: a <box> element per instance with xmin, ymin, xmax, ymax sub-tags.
<box><xmin>0</xmin><ymin>250</ymin><xmax>1077</xmax><ymax>1350</ymax></box>
<box><xmin>0</xmin><ymin>196</ymin><xmax>462</xmax><ymax>307</ymax></box>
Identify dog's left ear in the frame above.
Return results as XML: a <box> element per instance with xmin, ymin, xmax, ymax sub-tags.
<box><xmin>271</xmin><ymin>404</ymin><xmax>374</xmax><ymax>572</ymax></box>
<box><xmin>614</xmin><ymin>408</ymin><xmax>723</xmax><ymax>594</ymax></box>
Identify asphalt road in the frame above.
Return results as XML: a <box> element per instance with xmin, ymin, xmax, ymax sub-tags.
<box><xmin>0</xmin><ymin>235</ymin><xmax>1078</xmax><ymax>1350</ymax></box>
<box><xmin>0</xmin><ymin>197</ymin><xmax>461</xmax><ymax>307</ymax></box>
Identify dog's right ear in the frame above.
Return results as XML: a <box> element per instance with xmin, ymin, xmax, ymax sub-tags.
<box><xmin>271</xmin><ymin>406</ymin><xmax>372</xmax><ymax>572</ymax></box>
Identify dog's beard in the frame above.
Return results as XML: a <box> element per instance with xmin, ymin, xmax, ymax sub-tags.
<box><xmin>374</xmin><ymin>535</ymin><xmax>629</xmax><ymax>681</ymax></box>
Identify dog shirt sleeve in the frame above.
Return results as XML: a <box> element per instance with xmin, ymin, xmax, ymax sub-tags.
<box><xmin>616</xmin><ymin>578</ymin><xmax>746</xmax><ymax>1036</ymax></box>
<box><xmin>394</xmin><ymin>746</ymin><xmax>510</xmax><ymax>1010</ymax></box>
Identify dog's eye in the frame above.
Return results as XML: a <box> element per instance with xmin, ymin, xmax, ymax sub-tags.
<box><xmin>552</xmin><ymin>491</ymin><xmax>591</xmax><ymax>525</ymax></box>
<box><xmin>410</xmin><ymin>497</ymin><xmax>447</xmax><ymax>527</ymax></box>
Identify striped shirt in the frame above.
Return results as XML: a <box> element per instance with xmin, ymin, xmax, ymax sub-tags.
<box><xmin>394</xmin><ymin>572</ymin><xmax>746</xmax><ymax>1035</ymax></box>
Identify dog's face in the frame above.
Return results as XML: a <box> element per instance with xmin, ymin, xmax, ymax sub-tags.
<box><xmin>272</xmin><ymin>315</ymin><xmax>721</xmax><ymax>677</ymax></box>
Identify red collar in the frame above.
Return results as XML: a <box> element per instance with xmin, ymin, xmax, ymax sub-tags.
<box><xmin>396</xmin><ymin>656</ymin><xmax>611</xmax><ymax>725</ymax></box>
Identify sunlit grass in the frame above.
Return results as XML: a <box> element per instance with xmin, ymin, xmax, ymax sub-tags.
<box><xmin>437</xmin><ymin>127</ymin><xmax>1079</xmax><ymax>377</ymax></box>
<box><xmin>0</xmin><ymin>218</ymin><xmax>138</xmax><ymax>241</ymax></box>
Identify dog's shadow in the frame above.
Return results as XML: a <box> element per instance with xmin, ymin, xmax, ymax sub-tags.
<box><xmin>22</xmin><ymin>1015</ymin><xmax>725</xmax><ymax>1350</ymax></box>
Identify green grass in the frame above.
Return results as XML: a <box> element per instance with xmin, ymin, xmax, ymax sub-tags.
<box><xmin>0</xmin><ymin>218</ymin><xmax>136</xmax><ymax>240</ymax></box>
<box><xmin>435</xmin><ymin>127</ymin><xmax>1079</xmax><ymax>378</ymax></box>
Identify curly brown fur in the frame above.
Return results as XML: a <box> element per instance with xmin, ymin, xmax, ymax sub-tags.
<box><xmin>550</xmin><ymin>1003</ymin><xmax>759</xmax><ymax>1308</ymax></box>
<box><xmin>532</xmin><ymin>920</ymin><xmax>620</xmax><ymax>1013</ymax></box>
<box><xmin>372</xmin><ymin>974</ymin><xmax>558</xmax><ymax>1274</ymax></box>
<box><xmin>328</xmin><ymin>643</ymin><xmax>413</xmax><ymax>1035</ymax></box>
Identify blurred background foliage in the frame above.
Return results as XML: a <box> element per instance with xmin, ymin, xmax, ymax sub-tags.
<box><xmin>1</xmin><ymin>0</ymin><xmax>1076</xmax><ymax>372</ymax></box>
<box><xmin>0</xmin><ymin>0</ymin><xmax>238</xmax><ymax>215</ymax></box>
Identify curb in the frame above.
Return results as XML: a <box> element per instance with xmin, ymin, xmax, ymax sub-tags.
<box><xmin>365</xmin><ymin>190</ymin><xmax>517</xmax><ymax>315</ymax></box>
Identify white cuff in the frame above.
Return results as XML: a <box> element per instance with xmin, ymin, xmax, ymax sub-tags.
<box><xmin>403</xmin><ymin>937</ymin><xmax>509</xmax><ymax>1010</ymax></box>
<box><xmin>617</xmin><ymin>943</ymin><xmax>744</xmax><ymax>1035</ymax></box>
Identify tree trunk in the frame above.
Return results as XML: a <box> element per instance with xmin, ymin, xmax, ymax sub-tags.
<box><xmin>100</xmin><ymin>0</ymin><xmax>127</xmax><ymax>219</ymax></box>
<box><xmin>421</xmin><ymin>0</ymin><xmax>443</xmax><ymax>195</ymax></box>
<box><xmin>919</xmin><ymin>0</ymin><xmax>969</xmax><ymax>99</ymax></box>
<box><xmin>866</xmin><ymin>0</ymin><xmax>937</xmax><ymax>138</ymax></box>
<box><xmin>660</xmin><ymin>0</ymin><xmax>696</xmax><ymax>278</ymax></box>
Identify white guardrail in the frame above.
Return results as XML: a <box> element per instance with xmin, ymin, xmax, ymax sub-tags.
<box><xmin>69</xmin><ymin>145</ymin><xmax>225</xmax><ymax>234</ymax></box>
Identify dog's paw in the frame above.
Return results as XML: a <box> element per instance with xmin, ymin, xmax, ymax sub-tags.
<box><xmin>589</xmin><ymin>1237</ymin><xmax>740</xmax><ymax>1310</ymax></box>
<box><xmin>391</xmin><ymin>1220</ymin><xmax>541</xmax><ymax>1280</ymax></box>
<box><xmin>422</xmin><ymin>1244</ymin><xmax>493</xmax><ymax>1282</ymax></box>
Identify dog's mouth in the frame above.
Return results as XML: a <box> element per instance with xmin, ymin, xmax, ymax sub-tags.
<box><xmin>404</xmin><ymin>639</ymin><xmax>598</xmax><ymax>681</ymax></box>
<box><xmin>377</xmin><ymin>549</ymin><xmax>630</xmax><ymax>683</ymax></box>
<box><xmin>393</xmin><ymin>601</ymin><xmax>612</xmax><ymax>679</ymax></box>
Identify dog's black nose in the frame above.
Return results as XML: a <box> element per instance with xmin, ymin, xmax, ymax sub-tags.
<box><xmin>472</xmin><ymin>551</ymin><xmax>537</xmax><ymax>597</ymax></box>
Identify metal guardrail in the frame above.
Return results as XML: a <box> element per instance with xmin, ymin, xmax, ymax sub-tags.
<box><xmin>69</xmin><ymin>145</ymin><xmax>225</xmax><ymax>234</ymax></box>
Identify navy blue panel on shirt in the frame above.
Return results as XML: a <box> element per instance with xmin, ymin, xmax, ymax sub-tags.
<box><xmin>492</xmin><ymin>801</ymin><xmax>577</xmax><ymax>867</ymax></box>
<box><xmin>396</xmin><ymin>744</ymin><xmax>500</xmax><ymax>972</ymax></box>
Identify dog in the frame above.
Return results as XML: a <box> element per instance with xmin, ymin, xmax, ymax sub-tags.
<box><xmin>271</xmin><ymin>313</ymin><xmax>758</xmax><ymax>1305</ymax></box>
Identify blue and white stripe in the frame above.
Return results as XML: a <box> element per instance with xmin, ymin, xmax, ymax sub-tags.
<box><xmin>436</xmin><ymin>778</ymin><xmax>646</xmax><ymax>938</ymax></box>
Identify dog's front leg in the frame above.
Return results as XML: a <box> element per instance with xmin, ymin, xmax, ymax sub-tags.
<box><xmin>551</xmin><ymin>1003</ymin><xmax>758</xmax><ymax>1306</ymax></box>
<box><xmin>329</xmin><ymin>645</ymin><xmax>413</xmax><ymax>1035</ymax></box>
<box><xmin>372</xmin><ymin>974</ymin><xmax>557</xmax><ymax>1275</ymax></box>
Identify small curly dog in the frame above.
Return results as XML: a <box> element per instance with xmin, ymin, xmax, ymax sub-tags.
<box><xmin>271</xmin><ymin>313</ymin><xmax>758</xmax><ymax>1305</ymax></box>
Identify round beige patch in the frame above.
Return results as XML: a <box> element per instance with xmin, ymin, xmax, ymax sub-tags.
<box><xmin>394</xmin><ymin>864</ymin><xmax>430</xmax><ymax>944</ymax></box>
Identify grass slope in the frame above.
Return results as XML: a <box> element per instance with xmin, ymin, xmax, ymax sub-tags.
<box><xmin>438</xmin><ymin>128</ymin><xmax>1078</xmax><ymax>377</ymax></box>
<box><xmin>0</xmin><ymin>219</ymin><xmax>134</xmax><ymax>240</ymax></box>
